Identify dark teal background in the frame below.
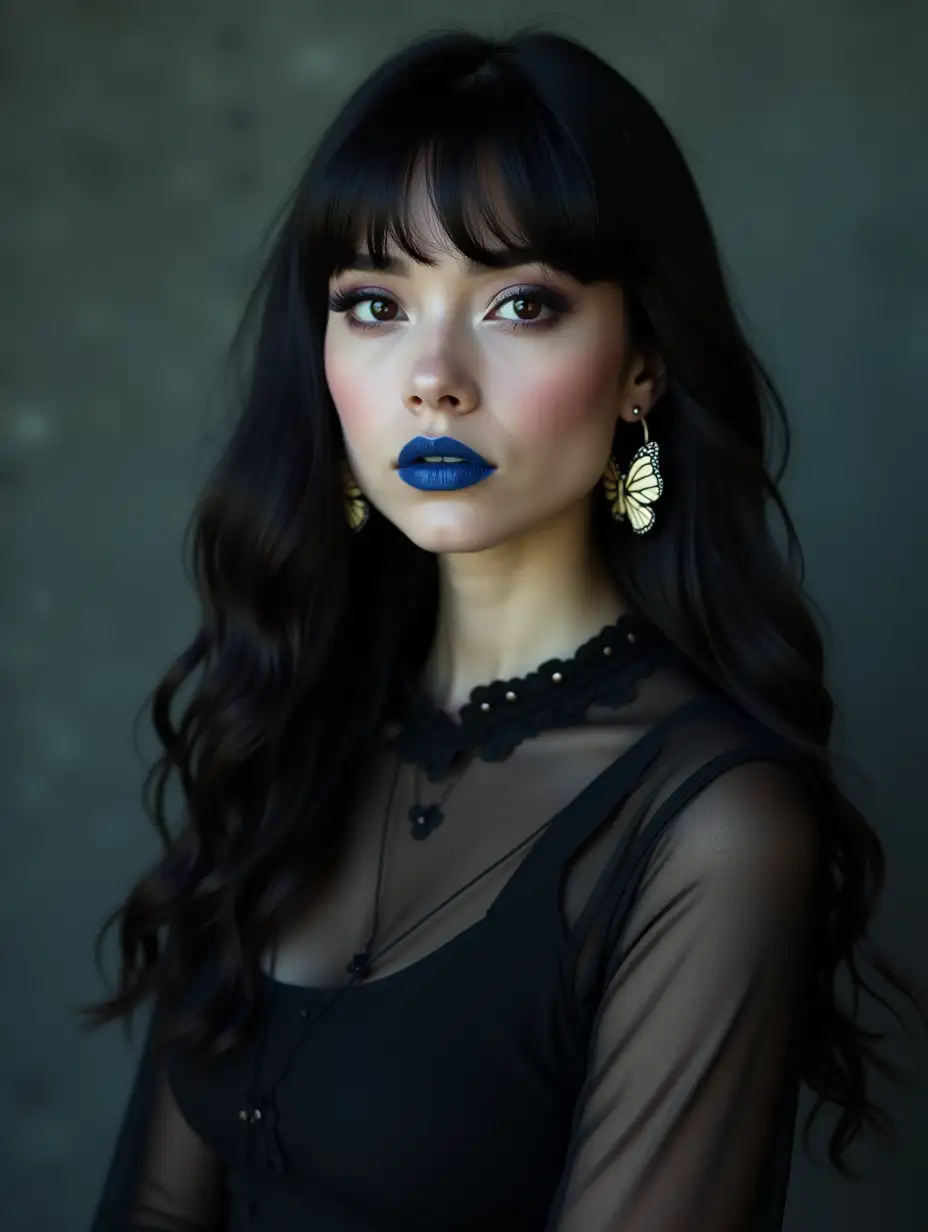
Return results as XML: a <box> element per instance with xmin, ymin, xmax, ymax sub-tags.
<box><xmin>1</xmin><ymin>2</ymin><xmax>925</xmax><ymax>1229</ymax></box>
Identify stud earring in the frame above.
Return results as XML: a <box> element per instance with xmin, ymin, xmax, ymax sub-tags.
<box><xmin>342</xmin><ymin>461</ymin><xmax>369</xmax><ymax>532</ymax></box>
<box><xmin>602</xmin><ymin>406</ymin><xmax>663</xmax><ymax>534</ymax></box>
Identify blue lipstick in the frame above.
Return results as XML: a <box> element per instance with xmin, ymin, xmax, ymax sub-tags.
<box><xmin>396</xmin><ymin>435</ymin><xmax>496</xmax><ymax>492</ymax></box>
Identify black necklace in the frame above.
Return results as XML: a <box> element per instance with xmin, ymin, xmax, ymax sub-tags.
<box><xmin>408</xmin><ymin>753</ymin><xmax>472</xmax><ymax>841</ymax></box>
<box><xmin>348</xmin><ymin>751</ymin><xmax>471</xmax><ymax>977</ymax></box>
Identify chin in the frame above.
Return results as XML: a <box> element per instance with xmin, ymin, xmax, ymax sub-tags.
<box><xmin>395</xmin><ymin>507</ymin><xmax>513</xmax><ymax>556</ymax></box>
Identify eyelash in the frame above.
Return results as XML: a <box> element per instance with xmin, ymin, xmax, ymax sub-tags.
<box><xmin>326</xmin><ymin>284</ymin><xmax>572</xmax><ymax>333</ymax></box>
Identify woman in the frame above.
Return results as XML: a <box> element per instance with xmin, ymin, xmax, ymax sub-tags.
<box><xmin>81</xmin><ymin>25</ymin><xmax>921</xmax><ymax>1232</ymax></box>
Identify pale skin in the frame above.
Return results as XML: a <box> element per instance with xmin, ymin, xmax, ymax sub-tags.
<box><xmin>324</xmin><ymin>186</ymin><xmax>665</xmax><ymax>715</ymax></box>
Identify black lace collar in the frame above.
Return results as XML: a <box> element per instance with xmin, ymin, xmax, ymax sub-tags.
<box><xmin>392</xmin><ymin>612</ymin><xmax>673</xmax><ymax>780</ymax></box>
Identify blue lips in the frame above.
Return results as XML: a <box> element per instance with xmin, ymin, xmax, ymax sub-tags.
<box><xmin>396</xmin><ymin>435</ymin><xmax>496</xmax><ymax>492</ymax></box>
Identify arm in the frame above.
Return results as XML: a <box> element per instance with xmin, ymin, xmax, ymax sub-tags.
<box><xmin>89</xmin><ymin>999</ymin><xmax>226</xmax><ymax>1232</ymax></box>
<box><xmin>546</xmin><ymin>759</ymin><xmax>818</xmax><ymax>1232</ymax></box>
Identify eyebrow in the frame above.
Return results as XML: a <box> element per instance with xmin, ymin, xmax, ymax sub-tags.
<box><xmin>341</xmin><ymin>251</ymin><xmax>544</xmax><ymax>276</ymax></box>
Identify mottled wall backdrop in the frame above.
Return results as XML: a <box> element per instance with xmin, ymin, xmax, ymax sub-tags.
<box><xmin>1</xmin><ymin>2</ymin><xmax>925</xmax><ymax>1230</ymax></box>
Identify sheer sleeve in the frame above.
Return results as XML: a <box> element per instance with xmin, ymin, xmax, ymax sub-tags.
<box><xmin>89</xmin><ymin>999</ymin><xmax>226</xmax><ymax>1232</ymax></box>
<box><xmin>123</xmin><ymin>1068</ymin><xmax>226</xmax><ymax>1231</ymax></box>
<box><xmin>546</xmin><ymin>757</ymin><xmax>819</xmax><ymax>1232</ymax></box>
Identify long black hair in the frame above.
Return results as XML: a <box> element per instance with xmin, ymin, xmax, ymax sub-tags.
<box><xmin>79</xmin><ymin>25</ymin><xmax>923</xmax><ymax>1175</ymax></box>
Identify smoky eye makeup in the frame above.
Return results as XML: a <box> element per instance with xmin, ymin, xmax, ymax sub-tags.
<box><xmin>327</xmin><ymin>286</ymin><xmax>395</xmax><ymax>317</ymax></box>
<box><xmin>487</xmin><ymin>284</ymin><xmax>574</xmax><ymax>316</ymax></box>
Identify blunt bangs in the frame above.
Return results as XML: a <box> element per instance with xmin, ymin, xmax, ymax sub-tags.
<box><xmin>301</xmin><ymin>55</ymin><xmax>636</xmax><ymax>287</ymax></box>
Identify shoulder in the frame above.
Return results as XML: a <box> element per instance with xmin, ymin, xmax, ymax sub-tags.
<box><xmin>637</xmin><ymin>744</ymin><xmax>821</xmax><ymax>934</ymax></box>
<box><xmin>582</xmin><ymin>683</ymin><xmax>823</xmax><ymax>917</ymax></box>
<box><xmin>608</xmin><ymin>685</ymin><xmax>821</xmax><ymax>894</ymax></box>
<box><xmin>667</xmin><ymin>755</ymin><xmax>819</xmax><ymax>873</ymax></box>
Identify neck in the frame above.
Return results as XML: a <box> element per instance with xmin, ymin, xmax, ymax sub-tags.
<box><xmin>424</xmin><ymin>501</ymin><xmax>627</xmax><ymax>715</ymax></box>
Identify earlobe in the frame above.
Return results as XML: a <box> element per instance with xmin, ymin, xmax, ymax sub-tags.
<box><xmin>617</xmin><ymin>401</ymin><xmax>651</xmax><ymax>426</ymax></box>
<box><xmin>624</xmin><ymin>351</ymin><xmax>666</xmax><ymax>416</ymax></box>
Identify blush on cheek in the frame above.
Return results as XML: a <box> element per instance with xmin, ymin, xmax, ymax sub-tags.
<box><xmin>324</xmin><ymin>350</ymin><xmax>374</xmax><ymax>438</ymax></box>
<box><xmin>512</xmin><ymin>361</ymin><xmax>614</xmax><ymax>439</ymax></box>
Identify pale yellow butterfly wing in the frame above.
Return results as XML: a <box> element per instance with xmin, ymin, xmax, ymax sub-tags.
<box><xmin>342</xmin><ymin>463</ymin><xmax>369</xmax><ymax>531</ymax></box>
<box><xmin>602</xmin><ymin>456</ymin><xmax>624</xmax><ymax>518</ymax></box>
<box><xmin>622</xmin><ymin>442</ymin><xmax>663</xmax><ymax>534</ymax></box>
<box><xmin>346</xmin><ymin>489</ymin><xmax>368</xmax><ymax>531</ymax></box>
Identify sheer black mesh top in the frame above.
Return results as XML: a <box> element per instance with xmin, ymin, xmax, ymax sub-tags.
<box><xmin>89</xmin><ymin>613</ymin><xmax>820</xmax><ymax>1232</ymax></box>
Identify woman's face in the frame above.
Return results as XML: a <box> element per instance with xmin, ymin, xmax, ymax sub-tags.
<box><xmin>323</xmin><ymin>192</ymin><xmax>645</xmax><ymax>556</ymax></box>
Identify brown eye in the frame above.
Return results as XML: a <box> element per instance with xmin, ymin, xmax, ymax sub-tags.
<box><xmin>491</xmin><ymin>287</ymin><xmax>570</xmax><ymax>329</ymax></box>
<box><xmin>510</xmin><ymin>296</ymin><xmax>543</xmax><ymax>321</ymax></box>
<box><xmin>367</xmin><ymin>298</ymin><xmax>396</xmax><ymax>322</ymax></box>
<box><xmin>326</xmin><ymin>289</ymin><xmax>403</xmax><ymax>328</ymax></box>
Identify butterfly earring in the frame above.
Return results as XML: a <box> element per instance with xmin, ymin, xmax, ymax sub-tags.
<box><xmin>342</xmin><ymin>460</ymin><xmax>369</xmax><ymax>532</ymax></box>
<box><xmin>602</xmin><ymin>407</ymin><xmax>664</xmax><ymax>534</ymax></box>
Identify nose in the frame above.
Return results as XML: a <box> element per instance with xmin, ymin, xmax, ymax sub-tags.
<box><xmin>403</xmin><ymin>357</ymin><xmax>479</xmax><ymax>418</ymax></box>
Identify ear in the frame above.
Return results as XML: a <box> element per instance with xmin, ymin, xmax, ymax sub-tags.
<box><xmin>617</xmin><ymin>350</ymin><xmax>667</xmax><ymax>425</ymax></box>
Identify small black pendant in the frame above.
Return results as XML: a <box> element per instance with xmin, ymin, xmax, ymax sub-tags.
<box><xmin>346</xmin><ymin>948</ymin><xmax>373</xmax><ymax>979</ymax></box>
<box><xmin>408</xmin><ymin>801</ymin><xmax>444</xmax><ymax>841</ymax></box>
